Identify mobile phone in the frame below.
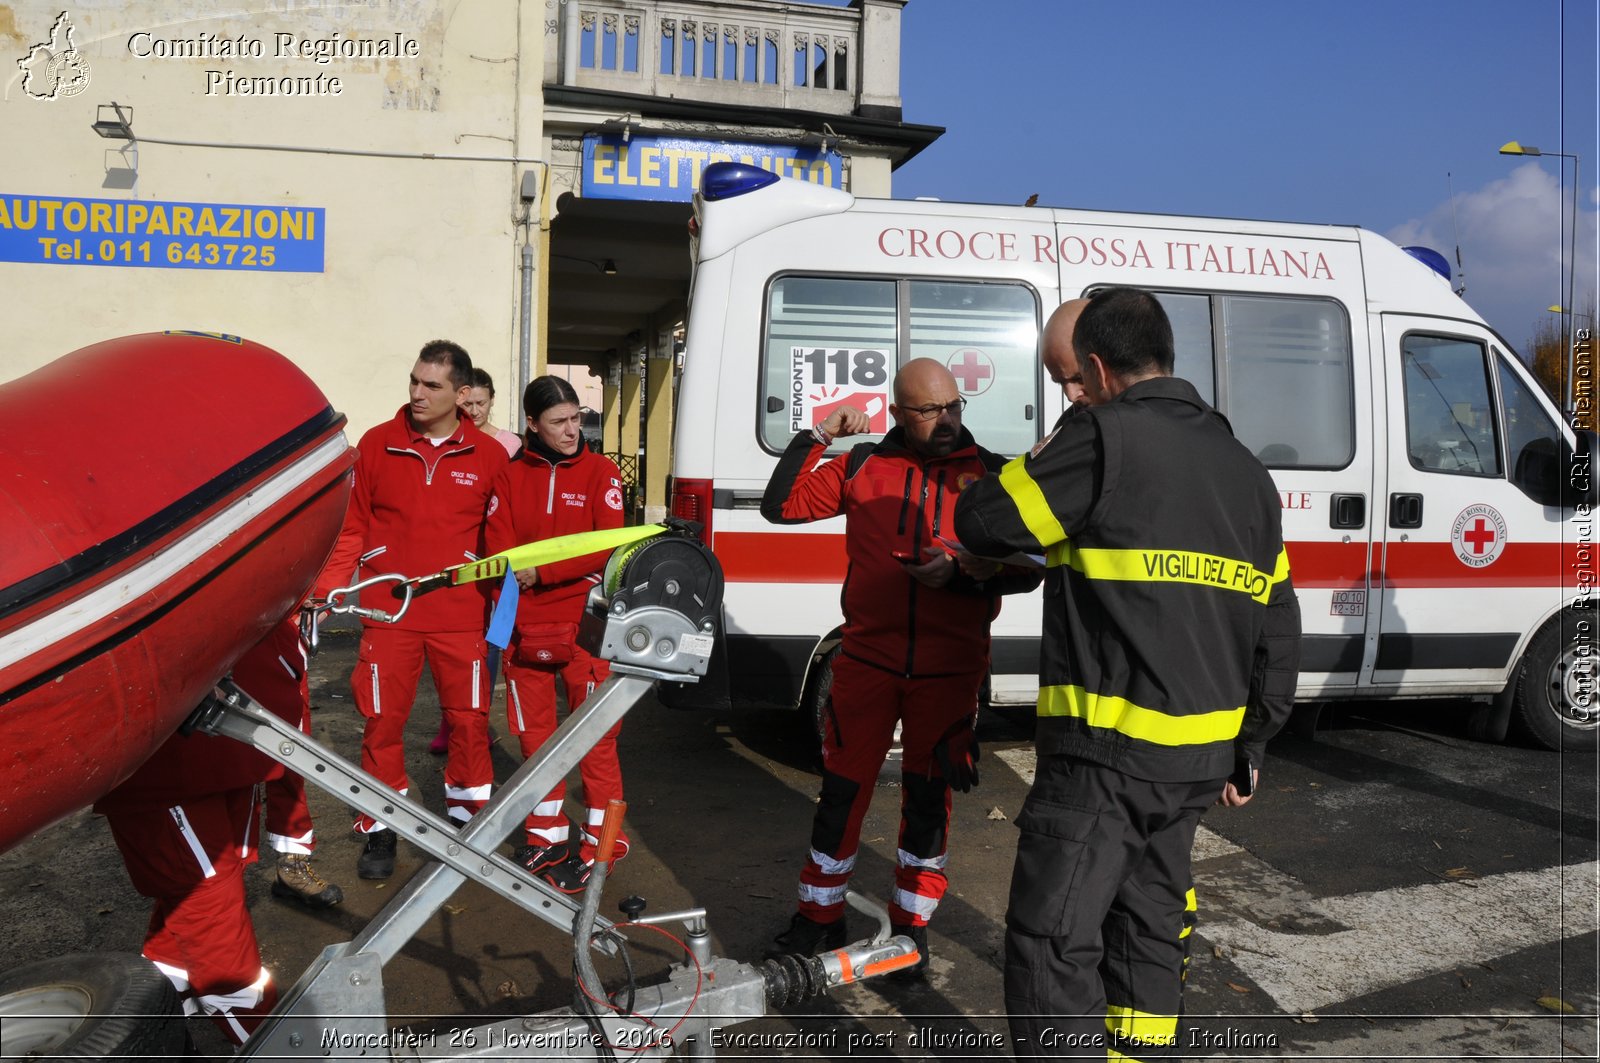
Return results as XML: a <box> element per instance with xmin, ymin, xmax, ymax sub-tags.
<box><xmin>891</xmin><ymin>549</ymin><xmax>918</xmax><ymax>564</ymax></box>
<box><xmin>1229</xmin><ymin>759</ymin><xmax>1256</xmax><ymax>797</ymax></box>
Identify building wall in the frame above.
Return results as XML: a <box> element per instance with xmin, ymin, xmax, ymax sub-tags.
<box><xmin>1</xmin><ymin>1</ymin><xmax>539</xmax><ymax>437</ymax></box>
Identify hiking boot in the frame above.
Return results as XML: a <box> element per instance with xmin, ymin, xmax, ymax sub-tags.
<box><xmin>538</xmin><ymin>854</ymin><xmax>600</xmax><ymax>895</ymax></box>
<box><xmin>886</xmin><ymin>922</ymin><xmax>929</xmax><ymax>982</ymax></box>
<box><xmin>766</xmin><ymin>912</ymin><xmax>847</xmax><ymax>958</ymax></box>
<box><xmin>271</xmin><ymin>854</ymin><xmax>344</xmax><ymax>908</ymax></box>
<box><xmin>513</xmin><ymin>840</ymin><xmax>569</xmax><ymax>876</ymax></box>
<box><xmin>356</xmin><ymin>829</ymin><xmax>397</xmax><ymax>880</ymax></box>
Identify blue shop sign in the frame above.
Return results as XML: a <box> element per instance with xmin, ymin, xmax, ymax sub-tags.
<box><xmin>582</xmin><ymin>134</ymin><xmax>842</xmax><ymax>202</ymax></box>
<box><xmin>0</xmin><ymin>193</ymin><xmax>325</xmax><ymax>272</ymax></box>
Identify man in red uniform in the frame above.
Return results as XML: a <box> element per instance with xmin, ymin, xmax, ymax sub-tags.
<box><xmin>760</xmin><ymin>358</ymin><xmax>1039</xmax><ymax>978</ymax></box>
<box><xmin>96</xmin><ymin>619</ymin><xmax>306</xmax><ymax>1045</ymax></box>
<box><xmin>261</xmin><ymin>624</ymin><xmax>343</xmax><ymax>908</ymax></box>
<box><xmin>316</xmin><ymin>340</ymin><xmax>510</xmax><ymax>879</ymax></box>
<box><xmin>485</xmin><ymin>375</ymin><xmax>629</xmax><ymax>893</ymax></box>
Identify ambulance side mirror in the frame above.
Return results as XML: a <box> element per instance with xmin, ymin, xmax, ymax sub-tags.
<box><xmin>1511</xmin><ymin>437</ymin><xmax>1565</xmax><ymax>508</ymax></box>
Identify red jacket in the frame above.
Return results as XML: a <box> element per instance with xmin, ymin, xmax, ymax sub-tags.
<box><xmin>485</xmin><ymin>444</ymin><xmax>626</xmax><ymax>630</ymax></box>
<box><xmin>762</xmin><ymin>427</ymin><xmax>1039</xmax><ymax>678</ymax></box>
<box><xmin>316</xmin><ymin>407</ymin><xmax>510</xmax><ymax>632</ymax></box>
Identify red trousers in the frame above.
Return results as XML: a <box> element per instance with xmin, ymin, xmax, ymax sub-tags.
<box><xmin>230</xmin><ymin>627</ymin><xmax>317</xmax><ymax>853</ymax></box>
<box><xmin>798</xmin><ymin>653</ymin><xmax>984</xmax><ymax>928</ymax></box>
<box><xmin>503</xmin><ymin>646</ymin><xmax>625</xmax><ymax>863</ymax></box>
<box><xmin>104</xmin><ymin>789</ymin><xmax>277</xmax><ymax>1045</ymax></box>
<box><xmin>352</xmin><ymin>626</ymin><xmax>491</xmax><ymax>829</ymax></box>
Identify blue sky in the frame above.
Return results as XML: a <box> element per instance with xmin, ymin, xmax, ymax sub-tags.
<box><xmin>871</xmin><ymin>0</ymin><xmax>1598</xmax><ymax>353</ymax></box>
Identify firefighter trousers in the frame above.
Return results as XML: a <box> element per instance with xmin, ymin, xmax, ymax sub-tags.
<box><xmin>1005</xmin><ymin>755</ymin><xmax>1215</xmax><ymax>1061</ymax></box>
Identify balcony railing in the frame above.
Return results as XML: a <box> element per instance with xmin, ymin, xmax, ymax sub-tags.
<box><xmin>545</xmin><ymin>0</ymin><xmax>899</xmax><ymax>117</ymax></box>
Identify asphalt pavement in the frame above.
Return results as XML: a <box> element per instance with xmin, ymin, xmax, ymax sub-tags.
<box><xmin>0</xmin><ymin>624</ymin><xmax>1595</xmax><ymax>1060</ymax></box>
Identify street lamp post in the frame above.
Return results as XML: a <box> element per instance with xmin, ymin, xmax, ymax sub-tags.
<box><xmin>1500</xmin><ymin>141</ymin><xmax>1581</xmax><ymax>415</ymax></box>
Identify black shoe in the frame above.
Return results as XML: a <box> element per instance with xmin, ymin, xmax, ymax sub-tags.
<box><xmin>766</xmin><ymin>912</ymin><xmax>848</xmax><ymax>958</ymax></box>
<box><xmin>356</xmin><ymin>829</ymin><xmax>397</xmax><ymax>880</ymax></box>
<box><xmin>513</xmin><ymin>840</ymin><xmax>569</xmax><ymax>876</ymax></box>
<box><xmin>540</xmin><ymin>854</ymin><xmax>594</xmax><ymax>895</ymax></box>
<box><xmin>886</xmin><ymin>922</ymin><xmax>929</xmax><ymax>982</ymax></box>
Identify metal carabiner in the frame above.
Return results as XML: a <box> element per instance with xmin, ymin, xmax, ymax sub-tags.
<box><xmin>324</xmin><ymin>573</ymin><xmax>418</xmax><ymax>626</ymax></box>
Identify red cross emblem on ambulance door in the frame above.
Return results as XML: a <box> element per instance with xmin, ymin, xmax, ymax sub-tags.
<box><xmin>947</xmin><ymin>348</ymin><xmax>995</xmax><ymax>396</ymax></box>
<box><xmin>1450</xmin><ymin>503</ymin><xmax>1507</xmax><ymax>569</ymax></box>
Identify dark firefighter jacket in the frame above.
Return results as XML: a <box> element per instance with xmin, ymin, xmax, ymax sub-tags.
<box><xmin>762</xmin><ymin>426</ymin><xmax>1041</xmax><ymax>678</ymax></box>
<box><xmin>953</xmin><ymin>377</ymin><xmax>1301</xmax><ymax>782</ymax></box>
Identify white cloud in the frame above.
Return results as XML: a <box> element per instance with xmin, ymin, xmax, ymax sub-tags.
<box><xmin>1387</xmin><ymin>162</ymin><xmax>1598</xmax><ymax>353</ymax></box>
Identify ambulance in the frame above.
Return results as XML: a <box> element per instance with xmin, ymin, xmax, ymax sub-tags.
<box><xmin>664</xmin><ymin>163</ymin><xmax>1598</xmax><ymax>751</ymax></box>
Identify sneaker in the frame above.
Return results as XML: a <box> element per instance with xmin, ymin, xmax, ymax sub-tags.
<box><xmin>766</xmin><ymin>912</ymin><xmax>847</xmax><ymax>958</ymax></box>
<box><xmin>356</xmin><ymin>828</ymin><xmax>397</xmax><ymax>880</ymax></box>
<box><xmin>886</xmin><ymin>922</ymin><xmax>929</xmax><ymax>982</ymax></box>
<box><xmin>513</xmin><ymin>840</ymin><xmax>569</xmax><ymax>876</ymax></box>
<box><xmin>579</xmin><ymin>833</ymin><xmax>630</xmax><ymax>866</ymax></box>
<box><xmin>271</xmin><ymin>854</ymin><xmax>344</xmax><ymax>908</ymax></box>
<box><xmin>540</xmin><ymin>854</ymin><xmax>595</xmax><ymax>894</ymax></box>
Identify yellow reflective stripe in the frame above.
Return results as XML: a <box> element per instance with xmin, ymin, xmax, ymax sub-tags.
<box><xmin>1105</xmin><ymin>1004</ymin><xmax>1178</xmax><ymax>1046</ymax></box>
<box><xmin>1271</xmin><ymin>545</ymin><xmax>1292</xmax><ymax>587</ymax></box>
<box><xmin>1065</xmin><ymin>546</ymin><xmax>1275</xmax><ymax>604</ymax></box>
<box><xmin>1037</xmin><ymin>685</ymin><xmax>1244</xmax><ymax>746</ymax></box>
<box><xmin>998</xmin><ymin>455</ymin><xmax>1066</xmax><ymax>549</ymax></box>
<box><xmin>1045</xmin><ymin>541</ymin><xmax>1071</xmax><ymax>569</ymax></box>
<box><xmin>1180</xmin><ymin>886</ymin><xmax>1197</xmax><ymax>938</ymax></box>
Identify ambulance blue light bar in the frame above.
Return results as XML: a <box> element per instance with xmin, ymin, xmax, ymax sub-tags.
<box><xmin>700</xmin><ymin>163</ymin><xmax>780</xmax><ymax>201</ymax></box>
<box><xmin>1401</xmin><ymin>246</ymin><xmax>1452</xmax><ymax>282</ymax></box>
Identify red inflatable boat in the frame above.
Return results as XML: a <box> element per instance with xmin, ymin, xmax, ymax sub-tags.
<box><xmin>0</xmin><ymin>332</ymin><xmax>354</xmax><ymax>852</ymax></box>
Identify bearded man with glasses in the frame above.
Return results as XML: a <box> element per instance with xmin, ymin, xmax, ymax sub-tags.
<box><xmin>760</xmin><ymin>357</ymin><xmax>1040</xmax><ymax>981</ymax></box>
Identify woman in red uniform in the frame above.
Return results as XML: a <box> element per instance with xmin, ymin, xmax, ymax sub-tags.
<box><xmin>486</xmin><ymin>375</ymin><xmax>629</xmax><ymax>892</ymax></box>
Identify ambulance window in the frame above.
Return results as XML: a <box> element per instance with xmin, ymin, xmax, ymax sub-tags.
<box><xmin>1496</xmin><ymin>354</ymin><xmax>1565</xmax><ymax>503</ymax></box>
<box><xmin>1219</xmin><ymin>296</ymin><xmax>1352</xmax><ymax>468</ymax></box>
<box><xmin>762</xmin><ymin>276</ymin><xmax>898</xmax><ymax>452</ymax></box>
<box><xmin>908</xmin><ymin>281</ymin><xmax>1039</xmax><ymax>456</ymax></box>
<box><xmin>1151</xmin><ymin>292</ymin><xmax>1216</xmax><ymax>404</ymax></box>
<box><xmin>1400</xmin><ymin>335</ymin><xmax>1501</xmax><ymax>477</ymax></box>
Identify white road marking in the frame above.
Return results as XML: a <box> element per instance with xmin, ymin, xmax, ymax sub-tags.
<box><xmin>1203</xmin><ymin>860</ymin><xmax>1599</xmax><ymax>1014</ymax></box>
<box><xmin>993</xmin><ymin>745</ymin><xmax>1599</xmax><ymax>1015</ymax></box>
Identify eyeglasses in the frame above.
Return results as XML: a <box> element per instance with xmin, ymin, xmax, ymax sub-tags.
<box><xmin>902</xmin><ymin>397</ymin><xmax>968</xmax><ymax>422</ymax></box>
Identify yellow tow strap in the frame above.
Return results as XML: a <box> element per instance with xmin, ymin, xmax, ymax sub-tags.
<box><xmin>437</xmin><ymin>524</ymin><xmax>670</xmax><ymax>587</ymax></box>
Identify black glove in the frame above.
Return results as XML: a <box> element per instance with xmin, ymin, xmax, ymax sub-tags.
<box><xmin>934</xmin><ymin>715</ymin><xmax>981</xmax><ymax>792</ymax></box>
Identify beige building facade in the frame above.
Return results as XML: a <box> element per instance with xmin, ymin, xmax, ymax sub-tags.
<box><xmin>1</xmin><ymin>0</ymin><xmax>937</xmax><ymax>517</ymax></box>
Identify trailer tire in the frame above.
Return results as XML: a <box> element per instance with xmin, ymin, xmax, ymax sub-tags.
<box><xmin>1511</xmin><ymin>616</ymin><xmax>1599</xmax><ymax>751</ymax></box>
<box><xmin>0</xmin><ymin>953</ymin><xmax>187</xmax><ymax>1061</ymax></box>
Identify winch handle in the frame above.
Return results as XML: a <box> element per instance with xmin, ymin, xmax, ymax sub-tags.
<box><xmin>596</xmin><ymin>799</ymin><xmax>629</xmax><ymax>867</ymax></box>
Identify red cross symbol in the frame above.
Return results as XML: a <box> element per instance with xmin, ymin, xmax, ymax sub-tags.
<box><xmin>948</xmin><ymin>349</ymin><xmax>993</xmax><ymax>394</ymax></box>
<box><xmin>1463</xmin><ymin>517</ymin><xmax>1496</xmax><ymax>555</ymax></box>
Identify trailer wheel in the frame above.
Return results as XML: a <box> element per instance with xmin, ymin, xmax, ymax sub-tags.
<box><xmin>1511</xmin><ymin>616</ymin><xmax>1599</xmax><ymax>751</ymax></box>
<box><xmin>0</xmin><ymin>953</ymin><xmax>187</xmax><ymax>1061</ymax></box>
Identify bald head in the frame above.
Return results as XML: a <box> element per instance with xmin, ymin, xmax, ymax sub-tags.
<box><xmin>1043</xmin><ymin>298</ymin><xmax>1090</xmax><ymax>407</ymax></box>
<box><xmin>891</xmin><ymin>358</ymin><xmax>964</xmax><ymax>457</ymax></box>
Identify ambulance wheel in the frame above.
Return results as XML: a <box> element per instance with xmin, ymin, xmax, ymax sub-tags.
<box><xmin>0</xmin><ymin>953</ymin><xmax>188</xmax><ymax>1061</ymax></box>
<box><xmin>1511</xmin><ymin>617</ymin><xmax>1599</xmax><ymax>751</ymax></box>
<box><xmin>805</xmin><ymin>646</ymin><xmax>840</xmax><ymax>754</ymax></box>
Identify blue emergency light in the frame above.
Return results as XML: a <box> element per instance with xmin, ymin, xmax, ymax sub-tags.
<box><xmin>699</xmin><ymin>163</ymin><xmax>780</xmax><ymax>201</ymax></box>
<box><xmin>1401</xmin><ymin>245</ymin><xmax>1453</xmax><ymax>283</ymax></box>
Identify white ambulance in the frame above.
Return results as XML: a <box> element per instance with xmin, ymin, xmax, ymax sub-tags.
<box><xmin>664</xmin><ymin>163</ymin><xmax>1598</xmax><ymax>750</ymax></box>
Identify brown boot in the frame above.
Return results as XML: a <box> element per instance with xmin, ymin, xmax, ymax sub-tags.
<box><xmin>271</xmin><ymin>854</ymin><xmax>345</xmax><ymax>908</ymax></box>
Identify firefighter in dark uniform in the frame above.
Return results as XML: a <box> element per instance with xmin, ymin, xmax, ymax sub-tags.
<box><xmin>954</xmin><ymin>288</ymin><xmax>1301</xmax><ymax>1059</ymax></box>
